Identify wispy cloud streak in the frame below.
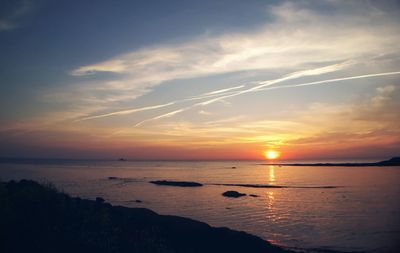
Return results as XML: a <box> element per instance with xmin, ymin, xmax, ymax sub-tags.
<box><xmin>76</xmin><ymin>102</ymin><xmax>175</xmax><ymax>121</ymax></box>
<box><xmin>67</xmin><ymin>0</ymin><xmax>400</xmax><ymax>109</ymax></box>
<box><xmin>257</xmin><ymin>71</ymin><xmax>400</xmax><ymax>92</ymax></box>
<box><xmin>199</xmin><ymin>61</ymin><xmax>352</xmax><ymax>106</ymax></box>
<box><xmin>134</xmin><ymin>70</ymin><xmax>400</xmax><ymax>126</ymax></box>
<box><xmin>201</xmin><ymin>85</ymin><xmax>245</xmax><ymax>95</ymax></box>
<box><xmin>78</xmin><ymin>62</ymin><xmax>350</xmax><ymax>122</ymax></box>
<box><xmin>135</xmin><ymin>109</ymin><xmax>186</xmax><ymax>126</ymax></box>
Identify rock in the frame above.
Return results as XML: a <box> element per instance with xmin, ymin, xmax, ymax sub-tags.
<box><xmin>108</xmin><ymin>177</ymin><xmax>118</xmax><ymax>180</ymax></box>
<box><xmin>0</xmin><ymin>180</ymin><xmax>293</xmax><ymax>253</ymax></box>
<box><xmin>222</xmin><ymin>191</ymin><xmax>246</xmax><ymax>198</ymax></box>
<box><xmin>135</xmin><ymin>199</ymin><xmax>142</xmax><ymax>203</ymax></box>
<box><xmin>249</xmin><ymin>194</ymin><xmax>259</xmax><ymax>197</ymax></box>
<box><xmin>95</xmin><ymin>197</ymin><xmax>105</xmax><ymax>203</ymax></box>
<box><xmin>150</xmin><ymin>180</ymin><xmax>203</xmax><ymax>187</ymax></box>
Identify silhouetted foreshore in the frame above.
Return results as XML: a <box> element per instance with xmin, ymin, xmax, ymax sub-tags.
<box><xmin>0</xmin><ymin>179</ymin><xmax>292</xmax><ymax>253</ymax></box>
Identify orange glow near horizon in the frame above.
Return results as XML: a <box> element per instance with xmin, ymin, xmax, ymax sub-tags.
<box><xmin>264</xmin><ymin>150</ymin><xmax>280</xmax><ymax>160</ymax></box>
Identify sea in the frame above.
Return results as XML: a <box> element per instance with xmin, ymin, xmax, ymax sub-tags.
<box><xmin>0</xmin><ymin>159</ymin><xmax>399</xmax><ymax>253</ymax></box>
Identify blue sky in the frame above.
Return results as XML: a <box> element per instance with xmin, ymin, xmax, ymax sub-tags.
<box><xmin>1</xmin><ymin>0</ymin><xmax>400</xmax><ymax>159</ymax></box>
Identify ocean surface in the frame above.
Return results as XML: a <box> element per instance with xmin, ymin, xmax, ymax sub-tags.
<box><xmin>1</xmin><ymin>159</ymin><xmax>399</xmax><ymax>252</ymax></box>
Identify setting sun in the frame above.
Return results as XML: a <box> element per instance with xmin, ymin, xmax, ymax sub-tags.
<box><xmin>264</xmin><ymin>150</ymin><xmax>280</xmax><ymax>160</ymax></box>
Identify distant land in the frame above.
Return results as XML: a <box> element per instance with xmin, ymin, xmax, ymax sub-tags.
<box><xmin>263</xmin><ymin>157</ymin><xmax>400</xmax><ymax>167</ymax></box>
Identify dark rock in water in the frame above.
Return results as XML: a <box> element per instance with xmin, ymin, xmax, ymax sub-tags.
<box><xmin>231</xmin><ymin>166</ymin><xmax>237</xmax><ymax>169</ymax></box>
<box><xmin>119</xmin><ymin>158</ymin><xmax>127</xmax><ymax>161</ymax></box>
<box><xmin>135</xmin><ymin>199</ymin><xmax>142</xmax><ymax>203</ymax></box>
<box><xmin>222</xmin><ymin>191</ymin><xmax>247</xmax><ymax>198</ymax></box>
<box><xmin>95</xmin><ymin>197</ymin><xmax>105</xmax><ymax>203</ymax></box>
<box><xmin>150</xmin><ymin>180</ymin><xmax>203</xmax><ymax>187</ymax></box>
<box><xmin>0</xmin><ymin>180</ymin><xmax>291</xmax><ymax>253</ymax></box>
<box><xmin>249</xmin><ymin>194</ymin><xmax>259</xmax><ymax>198</ymax></box>
<box><xmin>108</xmin><ymin>176</ymin><xmax>118</xmax><ymax>180</ymax></box>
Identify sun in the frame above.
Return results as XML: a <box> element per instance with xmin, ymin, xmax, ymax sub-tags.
<box><xmin>264</xmin><ymin>150</ymin><xmax>280</xmax><ymax>160</ymax></box>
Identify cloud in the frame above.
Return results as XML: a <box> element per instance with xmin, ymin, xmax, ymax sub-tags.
<box><xmin>74</xmin><ymin>62</ymin><xmax>400</xmax><ymax>126</ymax></box>
<box><xmin>68</xmin><ymin>0</ymin><xmax>400</xmax><ymax>106</ymax></box>
<box><xmin>198</xmin><ymin>110</ymin><xmax>212</xmax><ymax>116</ymax></box>
<box><xmin>201</xmin><ymin>85</ymin><xmax>245</xmax><ymax>95</ymax></box>
<box><xmin>352</xmin><ymin>84</ymin><xmax>400</xmax><ymax>124</ymax></box>
<box><xmin>75</xmin><ymin>102</ymin><xmax>175</xmax><ymax>121</ymax></box>
<box><xmin>371</xmin><ymin>85</ymin><xmax>396</xmax><ymax>108</ymax></box>
<box><xmin>197</xmin><ymin>61</ymin><xmax>354</xmax><ymax>106</ymax></box>
<box><xmin>135</xmin><ymin>108</ymin><xmax>185</xmax><ymax>127</ymax></box>
<box><xmin>71</xmin><ymin>59</ymin><xmax>128</xmax><ymax>76</ymax></box>
<box><xmin>14</xmin><ymin>0</ymin><xmax>400</xmax><ymax>137</ymax></box>
<box><xmin>129</xmin><ymin>65</ymin><xmax>400</xmax><ymax>126</ymax></box>
<box><xmin>257</xmin><ymin>71</ymin><xmax>400</xmax><ymax>92</ymax></box>
<box><xmin>0</xmin><ymin>0</ymin><xmax>34</xmax><ymax>31</ymax></box>
<box><xmin>280</xmin><ymin>83</ymin><xmax>400</xmax><ymax>158</ymax></box>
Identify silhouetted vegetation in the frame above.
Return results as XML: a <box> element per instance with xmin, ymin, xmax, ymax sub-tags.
<box><xmin>0</xmin><ymin>180</ymin><xmax>291</xmax><ymax>253</ymax></box>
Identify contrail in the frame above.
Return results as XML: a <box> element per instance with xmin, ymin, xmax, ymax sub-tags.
<box><xmin>135</xmin><ymin>108</ymin><xmax>186</xmax><ymax>126</ymax></box>
<box><xmin>132</xmin><ymin>62</ymin><xmax>352</xmax><ymax>125</ymax></box>
<box><xmin>78</xmin><ymin>61</ymin><xmax>380</xmax><ymax>125</ymax></box>
<box><xmin>256</xmin><ymin>71</ymin><xmax>400</xmax><ymax>92</ymax></box>
<box><xmin>201</xmin><ymin>85</ymin><xmax>245</xmax><ymax>95</ymax></box>
<box><xmin>80</xmin><ymin>63</ymin><xmax>341</xmax><ymax>122</ymax></box>
<box><xmin>75</xmin><ymin>102</ymin><xmax>175</xmax><ymax>121</ymax></box>
<box><xmin>77</xmin><ymin>84</ymin><xmax>250</xmax><ymax>122</ymax></box>
<box><xmin>134</xmin><ymin>70</ymin><xmax>400</xmax><ymax>126</ymax></box>
<box><xmin>199</xmin><ymin>61</ymin><xmax>353</xmax><ymax>106</ymax></box>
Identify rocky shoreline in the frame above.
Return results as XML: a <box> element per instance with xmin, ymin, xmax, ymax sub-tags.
<box><xmin>0</xmin><ymin>179</ymin><xmax>292</xmax><ymax>253</ymax></box>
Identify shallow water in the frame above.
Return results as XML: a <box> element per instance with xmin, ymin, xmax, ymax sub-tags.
<box><xmin>1</xmin><ymin>160</ymin><xmax>399</xmax><ymax>252</ymax></box>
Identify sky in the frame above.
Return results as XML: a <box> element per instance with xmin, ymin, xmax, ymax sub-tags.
<box><xmin>0</xmin><ymin>0</ymin><xmax>400</xmax><ymax>160</ymax></box>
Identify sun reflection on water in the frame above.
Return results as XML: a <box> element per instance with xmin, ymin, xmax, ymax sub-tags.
<box><xmin>268</xmin><ymin>165</ymin><xmax>276</xmax><ymax>184</ymax></box>
<box><xmin>265</xmin><ymin>191</ymin><xmax>277</xmax><ymax>222</ymax></box>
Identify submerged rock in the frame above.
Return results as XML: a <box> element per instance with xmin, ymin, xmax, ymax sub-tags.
<box><xmin>150</xmin><ymin>180</ymin><xmax>203</xmax><ymax>187</ymax></box>
<box><xmin>249</xmin><ymin>194</ymin><xmax>259</xmax><ymax>198</ymax></box>
<box><xmin>222</xmin><ymin>191</ymin><xmax>247</xmax><ymax>198</ymax></box>
<box><xmin>108</xmin><ymin>176</ymin><xmax>118</xmax><ymax>180</ymax></box>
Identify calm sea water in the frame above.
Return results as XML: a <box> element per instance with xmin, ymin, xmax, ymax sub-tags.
<box><xmin>1</xmin><ymin>159</ymin><xmax>399</xmax><ymax>252</ymax></box>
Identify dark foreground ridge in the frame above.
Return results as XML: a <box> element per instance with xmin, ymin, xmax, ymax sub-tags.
<box><xmin>150</xmin><ymin>180</ymin><xmax>203</xmax><ymax>187</ymax></box>
<box><xmin>262</xmin><ymin>157</ymin><xmax>400</xmax><ymax>167</ymax></box>
<box><xmin>0</xmin><ymin>180</ymin><xmax>291</xmax><ymax>253</ymax></box>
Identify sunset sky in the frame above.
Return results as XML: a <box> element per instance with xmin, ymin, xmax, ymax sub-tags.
<box><xmin>1</xmin><ymin>0</ymin><xmax>399</xmax><ymax>160</ymax></box>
